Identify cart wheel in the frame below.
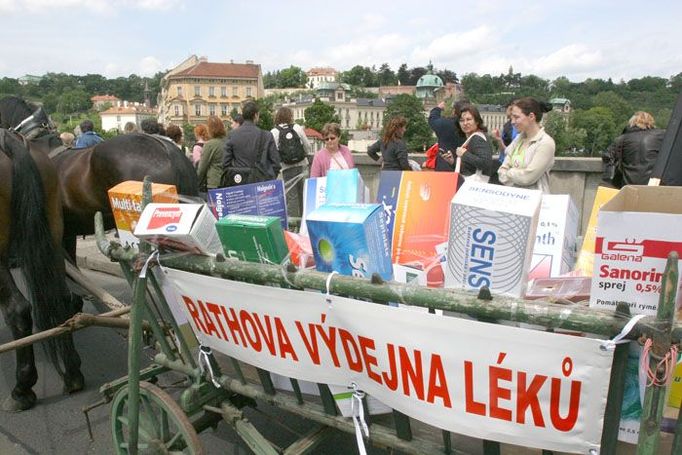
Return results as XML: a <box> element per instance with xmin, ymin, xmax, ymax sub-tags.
<box><xmin>111</xmin><ymin>381</ymin><xmax>204</xmax><ymax>455</ymax></box>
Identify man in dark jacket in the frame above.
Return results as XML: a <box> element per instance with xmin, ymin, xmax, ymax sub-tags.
<box><xmin>223</xmin><ymin>101</ymin><xmax>281</xmax><ymax>182</ymax></box>
<box><xmin>428</xmin><ymin>100</ymin><xmax>466</xmax><ymax>171</ymax></box>
<box><xmin>603</xmin><ymin>111</ymin><xmax>665</xmax><ymax>187</ymax></box>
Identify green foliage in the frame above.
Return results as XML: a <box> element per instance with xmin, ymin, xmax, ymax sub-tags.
<box><xmin>182</xmin><ymin>123</ymin><xmax>196</xmax><ymax>144</ymax></box>
<box><xmin>571</xmin><ymin>107</ymin><xmax>617</xmax><ymax>156</ymax></box>
<box><xmin>255</xmin><ymin>97</ymin><xmax>274</xmax><ymax>130</ymax></box>
<box><xmin>543</xmin><ymin>111</ymin><xmax>587</xmax><ymax>156</ymax></box>
<box><xmin>341</xmin><ymin>65</ymin><xmax>377</xmax><ymax>87</ymax></box>
<box><xmin>57</xmin><ymin>89</ymin><xmax>91</xmax><ymax>114</ymax></box>
<box><xmin>264</xmin><ymin>66</ymin><xmax>307</xmax><ymax>89</ymax></box>
<box><xmin>377</xmin><ymin>63</ymin><xmax>397</xmax><ymax>86</ymax></box>
<box><xmin>304</xmin><ymin>98</ymin><xmax>339</xmax><ymax>132</ymax></box>
<box><xmin>383</xmin><ymin>94</ymin><xmax>433</xmax><ymax>151</ymax></box>
<box><xmin>592</xmin><ymin>91</ymin><xmax>632</xmax><ymax>127</ymax></box>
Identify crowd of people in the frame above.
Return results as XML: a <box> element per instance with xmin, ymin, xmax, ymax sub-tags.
<box><xmin>63</xmin><ymin>94</ymin><xmax>664</xmax><ymax>215</ymax></box>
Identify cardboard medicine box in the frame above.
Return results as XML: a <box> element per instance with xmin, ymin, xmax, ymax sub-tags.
<box><xmin>589</xmin><ymin>186</ymin><xmax>682</xmax><ymax>316</ymax></box>
<box><xmin>529</xmin><ymin>194</ymin><xmax>579</xmax><ymax>279</ymax></box>
<box><xmin>215</xmin><ymin>215</ymin><xmax>289</xmax><ymax>264</ymax></box>
<box><xmin>108</xmin><ymin>181</ymin><xmax>178</xmax><ymax>248</ymax></box>
<box><xmin>207</xmin><ymin>179</ymin><xmax>287</xmax><ymax>230</ymax></box>
<box><xmin>134</xmin><ymin>203</ymin><xmax>222</xmax><ymax>255</ymax></box>
<box><xmin>325</xmin><ymin>169</ymin><xmax>369</xmax><ymax>204</ymax></box>
<box><xmin>306</xmin><ymin>203</ymin><xmax>393</xmax><ymax>281</ymax></box>
<box><xmin>377</xmin><ymin>171</ymin><xmax>459</xmax><ymax>265</ymax></box>
<box><xmin>444</xmin><ymin>181</ymin><xmax>542</xmax><ymax>297</ymax></box>
<box><xmin>300</xmin><ymin>177</ymin><xmax>326</xmax><ymax>236</ymax></box>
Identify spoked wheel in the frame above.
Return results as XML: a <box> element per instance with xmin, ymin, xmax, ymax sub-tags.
<box><xmin>111</xmin><ymin>381</ymin><xmax>204</xmax><ymax>455</ymax></box>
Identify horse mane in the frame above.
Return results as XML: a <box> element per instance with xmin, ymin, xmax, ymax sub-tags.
<box><xmin>0</xmin><ymin>96</ymin><xmax>37</xmax><ymax>129</ymax></box>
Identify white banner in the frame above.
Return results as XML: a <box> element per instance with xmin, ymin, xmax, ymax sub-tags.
<box><xmin>161</xmin><ymin>268</ymin><xmax>613</xmax><ymax>454</ymax></box>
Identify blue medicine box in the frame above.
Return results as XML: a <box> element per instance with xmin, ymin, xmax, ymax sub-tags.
<box><xmin>306</xmin><ymin>203</ymin><xmax>393</xmax><ymax>281</ymax></box>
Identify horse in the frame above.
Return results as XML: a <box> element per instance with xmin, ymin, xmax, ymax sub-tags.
<box><xmin>0</xmin><ymin>96</ymin><xmax>200</xmax><ymax>260</ymax></box>
<box><xmin>0</xmin><ymin>129</ymin><xmax>84</xmax><ymax>411</ymax></box>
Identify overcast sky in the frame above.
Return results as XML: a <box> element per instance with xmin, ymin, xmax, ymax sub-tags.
<box><xmin>1</xmin><ymin>0</ymin><xmax>680</xmax><ymax>83</ymax></box>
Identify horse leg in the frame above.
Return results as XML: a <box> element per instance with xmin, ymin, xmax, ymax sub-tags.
<box><xmin>59</xmin><ymin>330</ymin><xmax>84</xmax><ymax>395</ymax></box>
<box><xmin>62</xmin><ymin>233</ymin><xmax>77</xmax><ymax>265</ymax></box>
<box><xmin>0</xmin><ymin>264</ymin><xmax>37</xmax><ymax>412</ymax></box>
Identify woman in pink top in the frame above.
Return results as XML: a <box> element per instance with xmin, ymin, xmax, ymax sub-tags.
<box><xmin>310</xmin><ymin>122</ymin><xmax>355</xmax><ymax>177</ymax></box>
<box><xmin>192</xmin><ymin>124</ymin><xmax>208</xmax><ymax>166</ymax></box>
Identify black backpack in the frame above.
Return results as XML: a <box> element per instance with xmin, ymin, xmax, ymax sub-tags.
<box><xmin>276</xmin><ymin>124</ymin><xmax>306</xmax><ymax>164</ymax></box>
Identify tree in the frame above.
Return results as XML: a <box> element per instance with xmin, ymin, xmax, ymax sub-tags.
<box><xmin>255</xmin><ymin>97</ymin><xmax>274</xmax><ymax>130</ymax></box>
<box><xmin>383</xmin><ymin>94</ymin><xmax>433</xmax><ymax>151</ymax></box>
<box><xmin>57</xmin><ymin>89</ymin><xmax>91</xmax><ymax>114</ymax></box>
<box><xmin>397</xmin><ymin>64</ymin><xmax>410</xmax><ymax>85</ymax></box>
<box><xmin>592</xmin><ymin>91</ymin><xmax>632</xmax><ymax>128</ymax></box>
<box><xmin>182</xmin><ymin>123</ymin><xmax>196</xmax><ymax>145</ymax></box>
<box><xmin>571</xmin><ymin>107</ymin><xmax>617</xmax><ymax>156</ymax></box>
<box><xmin>377</xmin><ymin>63</ymin><xmax>397</xmax><ymax>86</ymax></box>
<box><xmin>304</xmin><ymin>98</ymin><xmax>339</xmax><ymax>132</ymax></box>
<box><xmin>341</xmin><ymin>65</ymin><xmax>376</xmax><ymax>87</ymax></box>
<box><xmin>543</xmin><ymin>111</ymin><xmax>586</xmax><ymax>156</ymax></box>
<box><xmin>436</xmin><ymin>69</ymin><xmax>458</xmax><ymax>84</ymax></box>
<box><xmin>278</xmin><ymin>66</ymin><xmax>307</xmax><ymax>88</ymax></box>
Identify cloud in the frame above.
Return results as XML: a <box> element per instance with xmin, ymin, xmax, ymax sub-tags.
<box><xmin>358</xmin><ymin>13</ymin><xmax>386</xmax><ymax>31</ymax></box>
<box><xmin>326</xmin><ymin>33</ymin><xmax>410</xmax><ymax>67</ymax></box>
<box><xmin>138</xmin><ymin>56</ymin><xmax>163</xmax><ymax>76</ymax></box>
<box><xmin>411</xmin><ymin>26</ymin><xmax>497</xmax><ymax>62</ymax></box>
<box><xmin>0</xmin><ymin>0</ymin><xmax>180</xmax><ymax>14</ymax></box>
<box><xmin>527</xmin><ymin>44</ymin><xmax>604</xmax><ymax>77</ymax></box>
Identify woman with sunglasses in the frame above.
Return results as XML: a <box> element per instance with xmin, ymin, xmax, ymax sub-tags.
<box><xmin>367</xmin><ymin>116</ymin><xmax>411</xmax><ymax>171</ymax></box>
<box><xmin>310</xmin><ymin>122</ymin><xmax>355</xmax><ymax>177</ymax></box>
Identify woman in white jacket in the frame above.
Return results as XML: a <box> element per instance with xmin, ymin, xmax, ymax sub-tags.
<box><xmin>497</xmin><ymin>97</ymin><xmax>555</xmax><ymax>193</ymax></box>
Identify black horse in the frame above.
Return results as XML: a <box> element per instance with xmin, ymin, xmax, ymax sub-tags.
<box><xmin>0</xmin><ymin>96</ymin><xmax>199</xmax><ymax>260</ymax></box>
<box><xmin>0</xmin><ymin>129</ymin><xmax>84</xmax><ymax>411</ymax></box>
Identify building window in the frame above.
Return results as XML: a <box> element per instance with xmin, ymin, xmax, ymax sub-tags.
<box><xmin>246</xmin><ymin>87</ymin><xmax>252</xmax><ymax>97</ymax></box>
<box><xmin>221</xmin><ymin>86</ymin><xmax>227</xmax><ymax>97</ymax></box>
<box><xmin>195</xmin><ymin>105</ymin><xmax>201</xmax><ymax>117</ymax></box>
<box><xmin>194</xmin><ymin>86</ymin><xmax>201</xmax><ymax>97</ymax></box>
<box><xmin>209</xmin><ymin>104</ymin><xmax>216</xmax><ymax>116</ymax></box>
<box><xmin>233</xmin><ymin>86</ymin><xmax>239</xmax><ymax>96</ymax></box>
<box><xmin>116</xmin><ymin>115</ymin><xmax>121</xmax><ymax>122</ymax></box>
<box><xmin>177</xmin><ymin>86</ymin><xmax>183</xmax><ymax>97</ymax></box>
<box><xmin>174</xmin><ymin>105</ymin><xmax>179</xmax><ymax>116</ymax></box>
<box><xmin>209</xmin><ymin>86</ymin><xmax>215</xmax><ymax>97</ymax></box>
<box><xmin>221</xmin><ymin>104</ymin><xmax>228</xmax><ymax>116</ymax></box>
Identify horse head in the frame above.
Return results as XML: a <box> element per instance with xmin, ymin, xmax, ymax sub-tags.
<box><xmin>0</xmin><ymin>96</ymin><xmax>58</xmax><ymax>141</ymax></box>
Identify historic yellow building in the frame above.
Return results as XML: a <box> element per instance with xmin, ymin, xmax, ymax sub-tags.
<box><xmin>159</xmin><ymin>55</ymin><xmax>264</xmax><ymax>125</ymax></box>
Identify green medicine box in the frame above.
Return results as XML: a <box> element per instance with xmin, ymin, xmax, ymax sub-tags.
<box><xmin>215</xmin><ymin>214</ymin><xmax>289</xmax><ymax>264</ymax></box>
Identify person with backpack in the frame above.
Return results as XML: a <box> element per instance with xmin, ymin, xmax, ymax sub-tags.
<box><xmin>271</xmin><ymin>107</ymin><xmax>312</xmax><ymax>217</ymax></box>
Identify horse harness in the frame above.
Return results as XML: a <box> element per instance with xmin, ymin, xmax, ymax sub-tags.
<box><xmin>10</xmin><ymin>107</ymin><xmax>56</xmax><ymax>141</ymax></box>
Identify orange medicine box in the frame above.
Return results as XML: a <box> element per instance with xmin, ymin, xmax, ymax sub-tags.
<box><xmin>108</xmin><ymin>180</ymin><xmax>178</xmax><ymax>248</ymax></box>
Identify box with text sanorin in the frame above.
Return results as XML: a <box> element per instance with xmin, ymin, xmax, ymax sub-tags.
<box><xmin>134</xmin><ymin>203</ymin><xmax>222</xmax><ymax>256</ymax></box>
<box><xmin>444</xmin><ymin>181</ymin><xmax>542</xmax><ymax>297</ymax></box>
<box><xmin>107</xmin><ymin>180</ymin><xmax>178</xmax><ymax>248</ymax></box>
<box><xmin>590</xmin><ymin>186</ymin><xmax>682</xmax><ymax>316</ymax></box>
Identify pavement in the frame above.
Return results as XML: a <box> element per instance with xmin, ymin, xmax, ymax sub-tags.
<box><xmin>75</xmin><ymin>234</ymin><xmax>125</xmax><ymax>278</ymax></box>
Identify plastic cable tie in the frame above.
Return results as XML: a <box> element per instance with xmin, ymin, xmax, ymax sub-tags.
<box><xmin>139</xmin><ymin>250</ymin><xmax>159</xmax><ymax>279</ymax></box>
<box><xmin>601</xmin><ymin>314</ymin><xmax>646</xmax><ymax>351</ymax></box>
<box><xmin>350</xmin><ymin>382</ymin><xmax>368</xmax><ymax>455</ymax></box>
<box><xmin>325</xmin><ymin>271</ymin><xmax>339</xmax><ymax>305</ymax></box>
<box><xmin>197</xmin><ymin>346</ymin><xmax>221</xmax><ymax>388</ymax></box>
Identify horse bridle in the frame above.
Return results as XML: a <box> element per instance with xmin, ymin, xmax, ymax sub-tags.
<box><xmin>11</xmin><ymin>107</ymin><xmax>57</xmax><ymax>141</ymax></box>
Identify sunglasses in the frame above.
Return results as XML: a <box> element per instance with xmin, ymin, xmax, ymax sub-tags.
<box><xmin>324</xmin><ymin>136</ymin><xmax>337</xmax><ymax>141</ymax></box>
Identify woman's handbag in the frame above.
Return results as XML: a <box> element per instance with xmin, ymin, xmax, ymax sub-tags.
<box><xmin>456</xmin><ymin>132</ymin><xmax>491</xmax><ymax>184</ymax></box>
